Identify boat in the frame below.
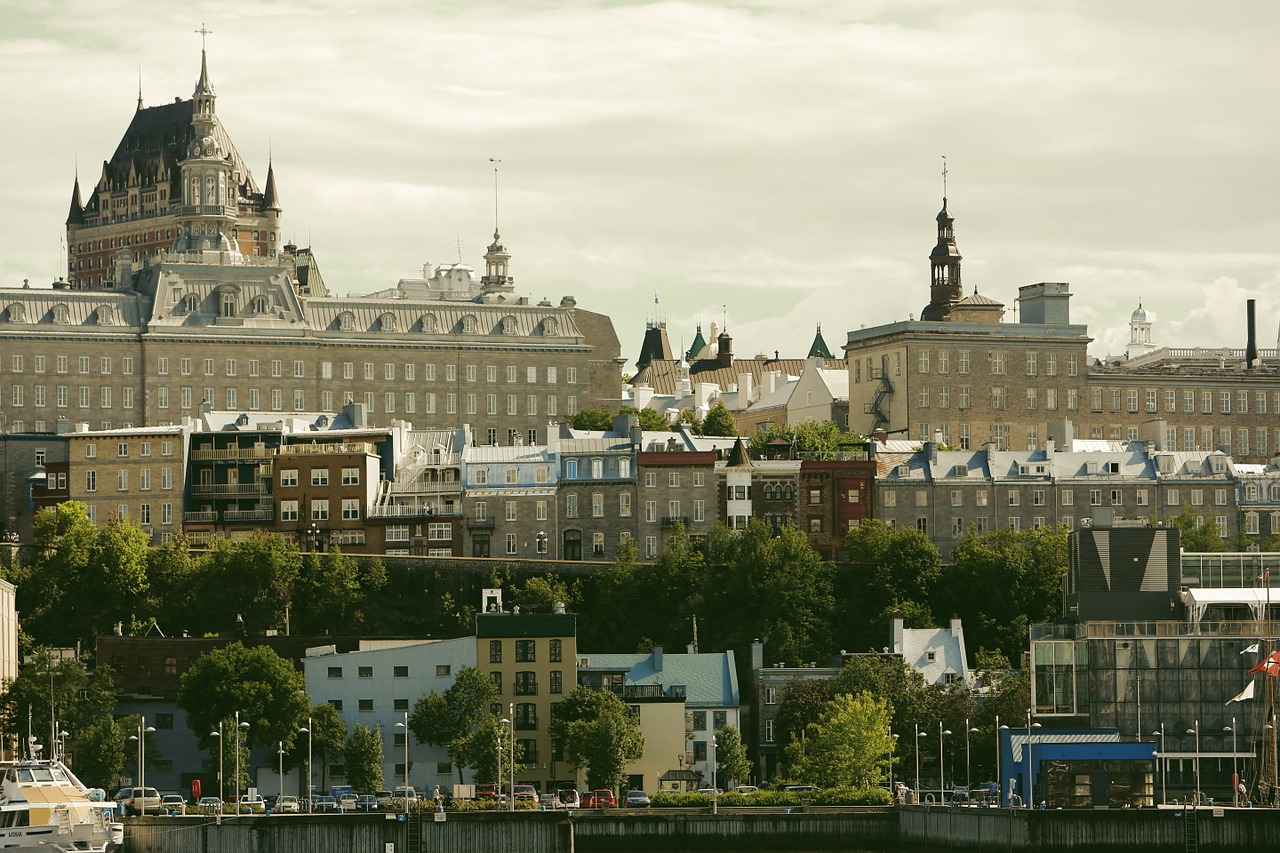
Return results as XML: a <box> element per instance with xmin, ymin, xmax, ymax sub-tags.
<box><xmin>0</xmin><ymin>758</ymin><xmax>124</xmax><ymax>852</ymax></box>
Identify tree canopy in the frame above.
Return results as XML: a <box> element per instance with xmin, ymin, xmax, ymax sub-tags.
<box><xmin>714</xmin><ymin>725</ymin><xmax>752</xmax><ymax>788</ymax></box>
<box><xmin>177</xmin><ymin>642</ymin><xmax>309</xmax><ymax>755</ymax></box>
<box><xmin>786</xmin><ymin>691</ymin><xmax>893</xmax><ymax>789</ymax></box>
<box><xmin>569</xmin><ymin>408</ymin><xmax>614</xmax><ymax>431</ymax></box>
<box><xmin>549</xmin><ymin>686</ymin><xmax>644</xmax><ymax>791</ymax></box>
<box><xmin>620</xmin><ymin>405</ymin><xmax>670</xmax><ymax>432</ymax></box>
<box><xmin>409</xmin><ymin>665</ymin><xmax>499</xmax><ymax>782</ymax></box>
<box><xmin>701</xmin><ymin>401</ymin><xmax>737</xmax><ymax>437</ymax></box>
<box><xmin>343</xmin><ymin>723</ymin><xmax>385</xmax><ymax>792</ymax></box>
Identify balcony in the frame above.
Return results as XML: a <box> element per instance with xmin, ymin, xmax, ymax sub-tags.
<box><xmin>183</xmin><ymin>510</ymin><xmax>217</xmax><ymax>523</ymax></box>
<box><xmin>190</xmin><ymin>446</ymin><xmax>275</xmax><ymax>461</ymax></box>
<box><xmin>368</xmin><ymin>505</ymin><xmax>440</xmax><ymax>519</ymax></box>
<box><xmin>278</xmin><ymin>442</ymin><xmax>376</xmax><ymax>457</ymax></box>
<box><xmin>190</xmin><ymin>482</ymin><xmax>270</xmax><ymax>497</ymax></box>
<box><xmin>224</xmin><ymin>507</ymin><xmax>275</xmax><ymax>522</ymax></box>
<box><xmin>661</xmin><ymin>516</ymin><xmax>691</xmax><ymax>527</ymax></box>
<box><xmin>466</xmin><ymin>517</ymin><xmax>495</xmax><ymax>529</ymax></box>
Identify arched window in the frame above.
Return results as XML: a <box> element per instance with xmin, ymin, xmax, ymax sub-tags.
<box><xmin>183</xmin><ymin>294</ymin><xmax>199</xmax><ymax>313</ymax></box>
<box><xmin>764</xmin><ymin>484</ymin><xmax>775</xmax><ymax>501</ymax></box>
<box><xmin>618</xmin><ymin>458</ymin><xmax>631</xmax><ymax>478</ymax></box>
<box><xmin>338</xmin><ymin>312</ymin><xmax>355</xmax><ymax>332</ymax></box>
<box><xmin>543</xmin><ymin>317</ymin><xmax>558</xmax><ymax>336</ymax></box>
<box><xmin>474</xmin><ymin>468</ymin><xmax>488</xmax><ymax>485</ymax></box>
<box><xmin>461</xmin><ymin>315</ymin><xmax>477</xmax><ymax>334</ymax></box>
<box><xmin>1271</xmin><ymin>484</ymin><xmax>1280</xmax><ymax>502</ymax></box>
<box><xmin>783</xmin><ymin>485</ymin><xmax>794</xmax><ymax>501</ymax></box>
<box><xmin>505</xmin><ymin>467</ymin><xmax>518</xmax><ymax>485</ymax></box>
<box><xmin>97</xmin><ymin>305</ymin><xmax>114</xmax><ymax>325</ymax></box>
<box><xmin>220</xmin><ymin>289</ymin><xmax>238</xmax><ymax>318</ymax></box>
<box><xmin>7</xmin><ymin>304</ymin><xmax>24</xmax><ymax>323</ymax></box>
<box><xmin>52</xmin><ymin>304</ymin><xmax>69</xmax><ymax>324</ymax></box>
<box><xmin>380</xmin><ymin>313</ymin><xmax>397</xmax><ymax>332</ymax></box>
<box><xmin>1246</xmin><ymin>483</ymin><xmax>1259</xmax><ymax>502</ymax></box>
<box><xmin>502</xmin><ymin>316</ymin><xmax>515</xmax><ymax>335</ymax></box>
<box><xmin>252</xmin><ymin>296</ymin><xmax>269</xmax><ymax>314</ymax></box>
<box><xmin>421</xmin><ymin>314</ymin><xmax>437</xmax><ymax>333</ymax></box>
<box><xmin>565</xmin><ymin>459</ymin><xmax>579</xmax><ymax>479</ymax></box>
<box><xmin>591</xmin><ymin>458</ymin><xmax>604</xmax><ymax>479</ymax></box>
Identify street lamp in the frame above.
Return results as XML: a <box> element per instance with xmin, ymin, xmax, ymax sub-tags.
<box><xmin>299</xmin><ymin>719</ymin><xmax>312</xmax><ymax>812</ymax></box>
<box><xmin>710</xmin><ymin>733</ymin><xmax>718</xmax><ymax>815</ymax></box>
<box><xmin>128</xmin><ymin>717</ymin><xmax>156</xmax><ymax>814</ymax></box>
<box><xmin>308</xmin><ymin>522</ymin><xmax>318</xmax><ymax>552</ymax></box>
<box><xmin>277</xmin><ymin>741</ymin><xmax>285</xmax><ymax>804</ymax></box>
<box><xmin>497</xmin><ymin>720</ymin><xmax>506</xmax><ymax>806</ymax></box>
<box><xmin>998</xmin><ymin>719</ymin><xmax>1008</xmax><ymax>807</ymax></box>
<box><xmin>1187</xmin><ymin>721</ymin><xmax>1200</xmax><ymax>806</ymax></box>
<box><xmin>1226</xmin><ymin>720</ymin><xmax>1238</xmax><ymax>806</ymax></box>
<box><xmin>394</xmin><ymin>712</ymin><xmax>410</xmax><ymax>794</ymax></box>
<box><xmin>888</xmin><ymin>726</ymin><xmax>900</xmax><ymax>799</ymax></box>
<box><xmin>234</xmin><ymin>712</ymin><xmax>250</xmax><ymax>816</ymax></box>
<box><xmin>536</xmin><ymin>530</ymin><xmax>547</xmax><ymax>555</ymax></box>
<box><xmin>1152</xmin><ymin>726</ymin><xmax>1166</xmax><ymax>806</ymax></box>
<box><xmin>914</xmin><ymin>725</ymin><xmax>926</xmax><ymax>802</ymax></box>
<box><xmin>1025</xmin><ymin>711</ymin><xmax>1041</xmax><ymax>809</ymax></box>
<box><xmin>938</xmin><ymin>723</ymin><xmax>952</xmax><ymax>801</ymax></box>
<box><xmin>210</xmin><ymin>723</ymin><xmax>223</xmax><ymax>805</ymax></box>
<box><xmin>966</xmin><ymin>720</ymin><xmax>979</xmax><ymax>791</ymax></box>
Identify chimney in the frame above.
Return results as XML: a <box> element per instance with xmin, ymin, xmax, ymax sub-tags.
<box><xmin>633</xmin><ymin>383</ymin><xmax>654</xmax><ymax>411</ymax></box>
<box><xmin>951</xmin><ymin>612</ymin><xmax>962</xmax><ymax>637</ymax></box>
<box><xmin>873</xmin><ymin>427</ymin><xmax>888</xmax><ymax>445</ymax></box>
<box><xmin>738</xmin><ymin>373</ymin><xmax>753</xmax><ymax>404</ymax></box>
<box><xmin>751</xmin><ymin>638</ymin><xmax>764</xmax><ymax>672</ymax></box>
<box><xmin>652</xmin><ymin>645</ymin><xmax>664</xmax><ymax>672</ymax></box>
<box><xmin>1247</xmin><ymin>298</ymin><xmax>1258</xmax><ymax>368</ymax></box>
<box><xmin>890</xmin><ymin>611</ymin><xmax>904</xmax><ymax>654</ymax></box>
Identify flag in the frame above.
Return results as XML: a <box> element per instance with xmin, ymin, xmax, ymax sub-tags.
<box><xmin>1242</xmin><ymin>642</ymin><xmax>1261</xmax><ymax>655</ymax></box>
<box><xmin>1248</xmin><ymin>650</ymin><xmax>1280</xmax><ymax>675</ymax></box>
<box><xmin>1228</xmin><ymin>682</ymin><xmax>1256</xmax><ymax>703</ymax></box>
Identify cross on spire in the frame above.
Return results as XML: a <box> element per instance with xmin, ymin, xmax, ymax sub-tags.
<box><xmin>941</xmin><ymin>155</ymin><xmax>948</xmax><ymax>199</ymax></box>
<box><xmin>489</xmin><ymin>157</ymin><xmax>502</xmax><ymax>231</ymax></box>
<box><xmin>195</xmin><ymin>22</ymin><xmax>213</xmax><ymax>50</ymax></box>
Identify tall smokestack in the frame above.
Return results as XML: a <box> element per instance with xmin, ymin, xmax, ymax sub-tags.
<box><xmin>1247</xmin><ymin>298</ymin><xmax>1258</xmax><ymax>368</ymax></box>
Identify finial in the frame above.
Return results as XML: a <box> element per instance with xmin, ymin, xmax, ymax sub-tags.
<box><xmin>489</xmin><ymin>157</ymin><xmax>501</xmax><ymax>232</ymax></box>
<box><xmin>941</xmin><ymin>154</ymin><xmax>948</xmax><ymax>202</ymax></box>
<box><xmin>137</xmin><ymin>66</ymin><xmax>143</xmax><ymax>110</ymax></box>
<box><xmin>195</xmin><ymin>22</ymin><xmax>213</xmax><ymax>51</ymax></box>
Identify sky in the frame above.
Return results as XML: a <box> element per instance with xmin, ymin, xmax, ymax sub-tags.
<box><xmin>2</xmin><ymin>0</ymin><xmax>1278</xmax><ymax>369</ymax></box>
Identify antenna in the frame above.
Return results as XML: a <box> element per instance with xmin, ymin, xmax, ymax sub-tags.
<box><xmin>489</xmin><ymin>157</ymin><xmax>501</xmax><ymax>231</ymax></box>
<box><xmin>137</xmin><ymin>65</ymin><xmax>143</xmax><ymax>110</ymax></box>
<box><xmin>454</xmin><ymin>238</ymin><xmax>464</xmax><ymax>263</ymax></box>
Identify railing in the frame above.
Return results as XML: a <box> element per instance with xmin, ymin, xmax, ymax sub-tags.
<box><xmin>278</xmin><ymin>442</ymin><xmax>377</xmax><ymax>457</ymax></box>
<box><xmin>183</xmin><ymin>510</ymin><xmax>217</xmax><ymax>523</ymax></box>
<box><xmin>385</xmin><ymin>482</ymin><xmax>462</xmax><ymax>495</ymax></box>
<box><xmin>661</xmin><ymin>516</ymin><xmax>690</xmax><ymax>527</ymax></box>
<box><xmin>190</xmin><ymin>482</ymin><xmax>270</xmax><ymax>496</ymax></box>
<box><xmin>190</xmin><ymin>446</ymin><xmax>274</xmax><ymax>461</ymax></box>
<box><xmin>367</xmin><ymin>505</ymin><xmax>440</xmax><ymax>519</ymax></box>
<box><xmin>1033</xmin><ymin>619</ymin><xmax>1272</xmax><ymax>641</ymax></box>
<box><xmin>223</xmin><ymin>508</ymin><xmax>275</xmax><ymax>522</ymax></box>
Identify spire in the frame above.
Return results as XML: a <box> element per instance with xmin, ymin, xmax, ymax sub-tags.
<box><xmin>137</xmin><ymin>66</ymin><xmax>143</xmax><ymax>111</ymax></box>
<box><xmin>194</xmin><ymin>24</ymin><xmax>214</xmax><ymax>95</ymax></box>
<box><xmin>807</xmin><ymin>323</ymin><xmax>834</xmax><ymax>359</ymax></box>
<box><xmin>65</xmin><ymin>173</ymin><xmax>84</xmax><ymax>226</ymax></box>
<box><xmin>263</xmin><ymin>159</ymin><xmax>281</xmax><ymax>211</ymax></box>
<box><xmin>921</xmin><ymin>160</ymin><xmax>963</xmax><ymax>321</ymax></box>
<box><xmin>686</xmin><ymin>323</ymin><xmax>707</xmax><ymax>361</ymax></box>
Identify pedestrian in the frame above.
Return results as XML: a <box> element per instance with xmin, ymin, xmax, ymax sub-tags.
<box><xmin>434</xmin><ymin>785</ymin><xmax>442</xmax><ymax>807</ymax></box>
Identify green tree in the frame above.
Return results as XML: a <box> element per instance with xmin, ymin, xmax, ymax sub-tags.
<box><xmin>677</xmin><ymin>407</ymin><xmax>704</xmax><ymax>435</ymax></box>
<box><xmin>514</xmin><ymin>575</ymin><xmax>574</xmax><ymax>611</ymax></box>
<box><xmin>178</xmin><ymin>642</ymin><xmax>309</xmax><ymax>758</ymax></box>
<box><xmin>550</xmin><ymin>686</ymin><xmax>644</xmax><ymax>791</ymax></box>
<box><xmin>1167</xmin><ymin>508</ymin><xmax>1228</xmax><ymax>552</ymax></box>
<box><xmin>771</xmin><ymin>679</ymin><xmax>838</xmax><ymax>755</ymax></box>
<box><xmin>74</xmin><ymin>714</ymin><xmax>130</xmax><ymax>790</ymax></box>
<box><xmin>832</xmin><ymin>655</ymin><xmax>935</xmax><ymax>763</ymax></box>
<box><xmin>293</xmin><ymin>548</ymin><xmax>361</xmax><ymax>634</ymax></box>
<box><xmin>193</xmin><ymin>534</ymin><xmax>300</xmax><ymax>634</ymax></box>
<box><xmin>786</xmin><ymin>691</ymin><xmax>893</xmax><ymax>788</ymax></box>
<box><xmin>343</xmin><ymin>723</ymin><xmax>385</xmax><ymax>793</ymax></box>
<box><xmin>0</xmin><ymin>651</ymin><xmax>116</xmax><ymax>749</ymax></box>
<box><xmin>409</xmin><ymin>666</ymin><xmax>499</xmax><ymax>782</ymax></box>
<box><xmin>14</xmin><ymin>502</ymin><xmax>107</xmax><ymax>646</ymax></box>
<box><xmin>701</xmin><ymin>401</ymin><xmax>737</xmax><ymax>437</ymax></box>
<box><xmin>620</xmin><ymin>405</ymin><xmax>670</xmax><ymax>432</ymax></box>
<box><xmin>81</xmin><ymin>518</ymin><xmax>151</xmax><ymax>639</ymax></box>
<box><xmin>714</xmin><ymin>725</ymin><xmax>752</xmax><ymax>788</ymax></box>
<box><xmin>145</xmin><ymin>533</ymin><xmax>201</xmax><ymax>629</ymax></box>
<box><xmin>305</xmin><ymin>702</ymin><xmax>348</xmax><ymax>794</ymax></box>
<box><xmin>570</xmin><ymin>408</ymin><xmax>614</xmax><ymax>431</ymax></box>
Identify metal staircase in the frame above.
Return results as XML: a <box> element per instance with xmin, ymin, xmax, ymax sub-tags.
<box><xmin>864</xmin><ymin>366</ymin><xmax>894</xmax><ymax>431</ymax></box>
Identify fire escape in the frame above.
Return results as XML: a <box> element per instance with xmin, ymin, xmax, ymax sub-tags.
<box><xmin>864</xmin><ymin>356</ymin><xmax>894</xmax><ymax>432</ymax></box>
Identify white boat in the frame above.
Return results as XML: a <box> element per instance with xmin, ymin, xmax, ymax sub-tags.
<box><xmin>0</xmin><ymin>759</ymin><xmax>124</xmax><ymax>852</ymax></box>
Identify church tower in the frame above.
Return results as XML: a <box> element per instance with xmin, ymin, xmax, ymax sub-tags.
<box><xmin>921</xmin><ymin>198</ymin><xmax>963</xmax><ymax>321</ymax></box>
<box><xmin>172</xmin><ymin>48</ymin><xmax>242</xmax><ymax>260</ymax></box>
<box><xmin>1128</xmin><ymin>302</ymin><xmax>1156</xmax><ymax>356</ymax></box>
<box><xmin>480</xmin><ymin>230</ymin><xmax>515</xmax><ymax>296</ymax></box>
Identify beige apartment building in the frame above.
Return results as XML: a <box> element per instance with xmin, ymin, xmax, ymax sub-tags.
<box><xmin>63</xmin><ymin>424</ymin><xmax>190</xmax><ymax>542</ymax></box>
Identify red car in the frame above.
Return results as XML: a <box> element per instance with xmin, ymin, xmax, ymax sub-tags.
<box><xmin>476</xmin><ymin>784</ymin><xmax>497</xmax><ymax>800</ymax></box>
<box><xmin>581</xmin><ymin>789</ymin><xmax>616</xmax><ymax>808</ymax></box>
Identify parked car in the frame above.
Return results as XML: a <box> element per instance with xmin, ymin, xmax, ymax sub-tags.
<box><xmin>734</xmin><ymin>785</ymin><xmax>759</xmax><ymax>795</ymax></box>
<box><xmin>375</xmin><ymin>790</ymin><xmax>394</xmax><ymax>809</ymax></box>
<box><xmin>337</xmin><ymin>793</ymin><xmax>358</xmax><ymax>812</ymax></box>
<box><xmin>197</xmin><ymin>796</ymin><xmax>222</xmax><ymax>815</ymax></box>
<box><xmin>513</xmin><ymin>784</ymin><xmax>537</xmax><ymax>803</ymax></box>
<box><xmin>555</xmin><ymin>789</ymin><xmax>580</xmax><ymax>809</ymax></box>
<box><xmin>313</xmin><ymin>795</ymin><xmax>340</xmax><ymax>813</ymax></box>
<box><xmin>581</xmin><ymin>789</ymin><xmax>616</xmax><ymax>808</ymax></box>
<box><xmin>784</xmin><ymin>784</ymin><xmax>819</xmax><ymax>793</ymax></box>
<box><xmin>114</xmin><ymin>786</ymin><xmax>161</xmax><ymax>816</ymax></box>
<box><xmin>476</xmin><ymin>784</ymin><xmax>497</xmax><ymax>800</ymax></box>
<box><xmin>695</xmin><ymin>787</ymin><xmax>722</xmax><ymax>795</ymax></box>
<box><xmin>160</xmin><ymin>794</ymin><xmax>186</xmax><ymax>814</ymax></box>
<box><xmin>625</xmin><ymin>790</ymin><xmax>651</xmax><ymax>808</ymax></box>
<box><xmin>239</xmin><ymin>795</ymin><xmax>266</xmax><ymax>814</ymax></box>
<box><xmin>275</xmin><ymin>795</ymin><xmax>300</xmax><ymax>813</ymax></box>
<box><xmin>354</xmin><ymin>794</ymin><xmax>379</xmax><ymax>812</ymax></box>
<box><xmin>539</xmin><ymin>793</ymin><xmax>557</xmax><ymax>808</ymax></box>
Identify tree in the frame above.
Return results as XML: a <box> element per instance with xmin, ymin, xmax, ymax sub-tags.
<box><xmin>620</xmin><ymin>405</ymin><xmax>670</xmax><ymax>432</ymax></box>
<box><xmin>409</xmin><ymin>666</ymin><xmax>499</xmax><ymax>782</ymax></box>
<box><xmin>772</xmin><ymin>679</ymin><xmax>838</xmax><ymax>755</ymax></box>
<box><xmin>192</xmin><ymin>534</ymin><xmax>300</xmax><ymax>634</ymax></box>
<box><xmin>570</xmin><ymin>408</ymin><xmax>614</xmax><ymax>431</ymax></box>
<box><xmin>514</xmin><ymin>575</ymin><xmax>574</xmax><ymax>612</ymax></box>
<box><xmin>0</xmin><ymin>651</ymin><xmax>117</xmax><ymax>750</ymax></box>
<box><xmin>305</xmin><ymin>702</ymin><xmax>348</xmax><ymax>794</ymax></box>
<box><xmin>293</xmin><ymin>548</ymin><xmax>361</xmax><ymax>634</ymax></box>
<box><xmin>786</xmin><ymin>691</ymin><xmax>893</xmax><ymax>788</ymax></box>
<box><xmin>74</xmin><ymin>715</ymin><xmax>130</xmax><ymax>791</ymax></box>
<box><xmin>832</xmin><ymin>655</ymin><xmax>935</xmax><ymax>762</ymax></box>
<box><xmin>550</xmin><ymin>686</ymin><xmax>644</xmax><ymax>791</ymax></box>
<box><xmin>1167</xmin><ymin>508</ymin><xmax>1228</xmax><ymax>552</ymax></box>
<box><xmin>714</xmin><ymin>725</ymin><xmax>751</xmax><ymax>788</ymax></box>
<box><xmin>344</xmin><ymin>724</ymin><xmax>385</xmax><ymax>793</ymax></box>
<box><xmin>701</xmin><ymin>401</ymin><xmax>737</xmax><ymax>437</ymax></box>
<box><xmin>677</xmin><ymin>407</ymin><xmax>704</xmax><ymax>435</ymax></box>
<box><xmin>178</xmin><ymin>642</ymin><xmax>309</xmax><ymax>758</ymax></box>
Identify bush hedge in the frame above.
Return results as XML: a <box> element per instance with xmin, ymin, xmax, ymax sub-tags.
<box><xmin>650</xmin><ymin>787</ymin><xmax>890</xmax><ymax>808</ymax></box>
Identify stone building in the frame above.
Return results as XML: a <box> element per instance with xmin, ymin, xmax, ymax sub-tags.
<box><xmin>64</xmin><ymin>424</ymin><xmax>191</xmax><ymax>542</ymax></box>
<box><xmin>0</xmin><ymin>49</ymin><xmax>622</xmax><ymax>442</ymax></box>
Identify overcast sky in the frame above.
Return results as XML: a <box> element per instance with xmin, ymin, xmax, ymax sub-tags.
<box><xmin>2</xmin><ymin>0</ymin><xmax>1277</xmax><ymax>368</ymax></box>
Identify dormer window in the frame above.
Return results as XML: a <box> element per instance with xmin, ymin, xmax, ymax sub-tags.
<box><xmin>380</xmin><ymin>312</ymin><xmax>397</xmax><ymax>332</ymax></box>
<box><xmin>183</xmin><ymin>294</ymin><xmax>199</xmax><ymax>313</ymax></box>
<box><xmin>220</xmin><ymin>289</ymin><xmax>238</xmax><ymax>318</ymax></box>
<box><xmin>501</xmin><ymin>316</ymin><xmax>515</xmax><ymax>335</ymax></box>
<box><xmin>338</xmin><ymin>312</ymin><xmax>355</xmax><ymax>332</ymax></box>
<box><xmin>461</xmin><ymin>315</ymin><xmax>477</xmax><ymax>334</ymax></box>
<box><xmin>421</xmin><ymin>314</ymin><xmax>437</xmax><ymax>333</ymax></box>
<box><xmin>543</xmin><ymin>317</ymin><xmax>558</xmax><ymax>336</ymax></box>
<box><xmin>52</xmin><ymin>304</ymin><xmax>69</xmax><ymax>324</ymax></box>
<box><xmin>97</xmin><ymin>305</ymin><xmax>114</xmax><ymax>325</ymax></box>
<box><xmin>252</xmin><ymin>296</ymin><xmax>269</xmax><ymax>314</ymax></box>
<box><xmin>7</xmin><ymin>304</ymin><xmax>23</xmax><ymax>323</ymax></box>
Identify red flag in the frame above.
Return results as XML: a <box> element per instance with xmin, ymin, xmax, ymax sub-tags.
<box><xmin>1248</xmin><ymin>651</ymin><xmax>1280</xmax><ymax>675</ymax></box>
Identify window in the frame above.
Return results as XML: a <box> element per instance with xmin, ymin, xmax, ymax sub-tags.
<box><xmin>342</xmin><ymin>499</ymin><xmax>360</xmax><ymax>520</ymax></box>
<box><xmin>358</xmin><ymin>699</ymin><xmax>374</xmax><ymax>712</ymax></box>
<box><xmin>489</xmin><ymin>640</ymin><xmax>503</xmax><ymax>664</ymax></box>
<box><xmin>358</xmin><ymin>666</ymin><xmax>374</xmax><ymax>679</ymax></box>
<box><xmin>515</xmin><ymin>671</ymin><xmax>537</xmax><ymax>695</ymax></box>
<box><xmin>311</xmin><ymin>469</ymin><xmax>329</xmax><ymax>486</ymax></box>
<box><xmin>311</xmin><ymin>499</ymin><xmax>329</xmax><ymax>520</ymax></box>
<box><xmin>281</xmin><ymin>469</ymin><xmax>299</xmax><ymax>487</ymax></box>
<box><xmin>550</xmin><ymin>638</ymin><xmax>562</xmax><ymax>662</ymax></box>
<box><xmin>516</xmin><ymin>639</ymin><xmax>536</xmax><ymax>662</ymax></box>
<box><xmin>280</xmin><ymin>500</ymin><xmax>299</xmax><ymax>521</ymax></box>
<box><xmin>506</xmin><ymin>501</ymin><xmax>517</xmax><ymax>521</ymax></box>
<box><xmin>506</xmin><ymin>533</ymin><xmax>517</xmax><ymax>555</ymax></box>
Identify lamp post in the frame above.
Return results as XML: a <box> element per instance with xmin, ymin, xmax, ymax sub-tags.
<box><xmin>536</xmin><ymin>530</ymin><xmax>547</xmax><ymax>556</ymax></box>
<box><xmin>914</xmin><ymin>725</ymin><xmax>926</xmax><ymax>802</ymax></box>
<box><xmin>1152</xmin><ymin>725</ymin><xmax>1166</xmax><ymax>806</ymax></box>
<box><xmin>1187</xmin><ymin>721</ymin><xmax>1201</xmax><ymax>806</ymax></box>
<box><xmin>938</xmin><ymin>723</ymin><xmax>952</xmax><ymax>800</ymax></box>
<box><xmin>210</xmin><ymin>722</ymin><xmax>224</xmax><ymax>805</ymax></box>
<box><xmin>966</xmin><ymin>720</ymin><xmax>979</xmax><ymax>792</ymax></box>
<box><xmin>888</xmin><ymin>726</ymin><xmax>900</xmax><ymax>799</ymax></box>
<box><xmin>710</xmin><ymin>733</ymin><xmax>718</xmax><ymax>815</ymax></box>
<box><xmin>299</xmin><ymin>719</ymin><xmax>312</xmax><ymax>812</ymax></box>
<box><xmin>1226</xmin><ymin>720</ymin><xmax>1238</xmax><ymax>806</ymax></box>
<box><xmin>1025</xmin><ymin>711</ymin><xmax>1041</xmax><ymax>809</ymax></box>
<box><xmin>394</xmin><ymin>712</ymin><xmax>410</xmax><ymax>794</ymax></box>
<box><xmin>497</xmin><ymin>720</ymin><xmax>506</xmax><ymax>806</ymax></box>
<box><xmin>235</xmin><ymin>712</ymin><xmax>250</xmax><ymax>815</ymax></box>
<box><xmin>998</xmin><ymin>719</ymin><xmax>1008</xmax><ymax>807</ymax></box>
<box><xmin>277</xmin><ymin>741</ymin><xmax>285</xmax><ymax>804</ymax></box>
<box><xmin>308</xmin><ymin>522</ymin><xmax>318</xmax><ymax>553</ymax></box>
<box><xmin>128</xmin><ymin>717</ymin><xmax>156</xmax><ymax>814</ymax></box>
